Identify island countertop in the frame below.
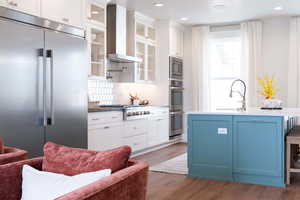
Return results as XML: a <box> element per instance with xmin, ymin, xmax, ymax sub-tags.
<box><xmin>187</xmin><ymin>107</ymin><xmax>300</xmax><ymax>117</ymax></box>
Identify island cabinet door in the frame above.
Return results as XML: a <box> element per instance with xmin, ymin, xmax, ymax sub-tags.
<box><xmin>233</xmin><ymin>116</ymin><xmax>284</xmax><ymax>187</ymax></box>
<box><xmin>188</xmin><ymin>115</ymin><xmax>233</xmax><ymax>181</ymax></box>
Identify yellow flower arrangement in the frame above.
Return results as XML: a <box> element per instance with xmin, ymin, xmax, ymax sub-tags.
<box><xmin>257</xmin><ymin>75</ymin><xmax>277</xmax><ymax>99</ymax></box>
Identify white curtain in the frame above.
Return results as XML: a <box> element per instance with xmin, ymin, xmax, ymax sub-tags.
<box><xmin>241</xmin><ymin>21</ymin><xmax>263</xmax><ymax>107</ymax></box>
<box><xmin>191</xmin><ymin>26</ymin><xmax>210</xmax><ymax>111</ymax></box>
<box><xmin>288</xmin><ymin>17</ymin><xmax>300</xmax><ymax>107</ymax></box>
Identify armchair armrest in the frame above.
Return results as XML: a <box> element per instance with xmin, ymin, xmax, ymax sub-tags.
<box><xmin>57</xmin><ymin>160</ymin><xmax>149</xmax><ymax>200</ymax></box>
<box><xmin>0</xmin><ymin>147</ymin><xmax>28</xmax><ymax>165</ymax></box>
<box><xmin>0</xmin><ymin>157</ymin><xmax>43</xmax><ymax>200</ymax></box>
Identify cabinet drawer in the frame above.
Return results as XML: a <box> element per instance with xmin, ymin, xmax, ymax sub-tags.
<box><xmin>88</xmin><ymin>124</ymin><xmax>122</xmax><ymax>151</ymax></box>
<box><xmin>123</xmin><ymin>134</ymin><xmax>147</xmax><ymax>152</ymax></box>
<box><xmin>88</xmin><ymin>112</ymin><xmax>123</xmax><ymax>125</ymax></box>
<box><xmin>123</xmin><ymin>120</ymin><xmax>147</xmax><ymax>138</ymax></box>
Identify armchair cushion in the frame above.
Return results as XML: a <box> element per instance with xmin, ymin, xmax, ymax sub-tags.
<box><xmin>43</xmin><ymin>142</ymin><xmax>132</xmax><ymax>176</ymax></box>
<box><xmin>21</xmin><ymin>165</ymin><xmax>111</xmax><ymax>200</ymax></box>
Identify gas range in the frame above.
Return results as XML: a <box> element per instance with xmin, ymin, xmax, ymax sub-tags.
<box><xmin>99</xmin><ymin>105</ymin><xmax>152</xmax><ymax>120</ymax></box>
<box><xmin>123</xmin><ymin>106</ymin><xmax>152</xmax><ymax>120</ymax></box>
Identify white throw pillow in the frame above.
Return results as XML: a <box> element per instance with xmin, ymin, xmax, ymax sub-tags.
<box><xmin>21</xmin><ymin>165</ymin><xmax>111</xmax><ymax>200</ymax></box>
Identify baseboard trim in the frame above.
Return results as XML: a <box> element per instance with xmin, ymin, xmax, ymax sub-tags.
<box><xmin>131</xmin><ymin>138</ymin><xmax>183</xmax><ymax>158</ymax></box>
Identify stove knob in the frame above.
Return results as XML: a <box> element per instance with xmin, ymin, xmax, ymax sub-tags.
<box><xmin>127</xmin><ymin>112</ymin><xmax>132</xmax><ymax>116</ymax></box>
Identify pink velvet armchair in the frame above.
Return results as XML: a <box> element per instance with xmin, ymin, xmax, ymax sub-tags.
<box><xmin>0</xmin><ymin>137</ymin><xmax>28</xmax><ymax>165</ymax></box>
<box><xmin>0</xmin><ymin>157</ymin><xmax>149</xmax><ymax>200</ymax></box>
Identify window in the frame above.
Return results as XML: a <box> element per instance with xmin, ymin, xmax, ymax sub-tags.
<box><xmin>208</xmin><ymin>30</ymin><xmax>242</xmax><ymax>111</ymax></box>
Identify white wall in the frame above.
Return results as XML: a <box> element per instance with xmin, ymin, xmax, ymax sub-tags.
<box><xmin>262</xmin><ymin>17</ymin><xmax>290</xmax><ymax>106</ymax></box>
<box><xmin>182</xmin><ymin>26</ymin><xmax>193</xmax><ymax>142</ymax></box>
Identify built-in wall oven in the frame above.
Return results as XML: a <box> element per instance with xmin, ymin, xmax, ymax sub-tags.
<box><xmin>169</xmin><ymin>57</ymin><xmax>184</xmax><ymax>138</ymax></box>
<box><xmin>170</xmin><ymin>80</ymin><xmax>183</xmax><ymax>111</ymax></box>
<box><xmin>170</xmin><ymin>111</ymin><xmax>183</xmax><ymax>137</ymax></box>
<box><xmin>170</xmin><ymin>56</ymin><xmax>183</xmax><ymax>79</ymax></box>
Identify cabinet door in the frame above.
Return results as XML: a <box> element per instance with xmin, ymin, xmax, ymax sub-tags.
<box><xmin>188</xmin><ymin>115</ymin><xmax>233</xmax><ymax>181</ymax></box>
<box><xmin>88</xmin><ymin>124</ymin><xmax>122</xmax><ymax>151</ymax></box>
<box><xmin>136</xmin><ymin>41</ymin><xmax>146</xmax><ymax>81</ymax></box>
<box><xmin>136</xmin><ymin>22</ymin><xmax>146</xmax><ymax>40</ymax></box>
<box><xmin>157</xmin><ymin>118</ymin><xmax>169</xmax><ymax>144</ymax></box>
<box><xmin>147</xmin><ymin>44</ymin><xmax>156</xmax><ymax>81</ymax></box>
<box><xmin>233</xmin><ymin>116</ymin><xmax>284</xmax><ymax>187</ymax></box>
<box><xmin>4</xmin><ymin>0</ymin><xmax>40</xmax><ymax>16</ymax></box>
<box><xmin>170</xmin><ymin>26</ymin><xmax>184</xmax><ymax>58</ymax></box>
<box><xmin>148</xmin><ymin>116</ymin><xmax>168</xmax><ymax>147</ymax></box>
<box><xmin>87</xmin><ymin>25</ymin><xmax>106</xmax><ymax>77</ymax></box>
<box><xmin>41</xmin><ymin>0</ymin><xmax>83</xmax><ymax>28</ymax></box>
<box><xmin>86</xmin><ymin>0</ymin><xmax>106</xmax><ymax>26</ymax></box>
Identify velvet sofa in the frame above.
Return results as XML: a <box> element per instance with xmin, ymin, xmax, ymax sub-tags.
<box><xmin>0</xmin><ymin>147</ymin><xmax>28</xmax><ymax>165</ymax></box>
<box><xmin>0</xmin><ymin>157</ymin><xmax>149</xmax><ymax>200</ymax></box>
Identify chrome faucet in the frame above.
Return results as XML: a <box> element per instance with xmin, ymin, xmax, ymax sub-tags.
<box><xmin>229</xmin><ymin>79</ymin><xmax>247</xmax><ymax>111</ymax></box>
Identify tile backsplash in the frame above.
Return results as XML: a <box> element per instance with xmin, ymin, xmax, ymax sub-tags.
<box><xmin>88</xmin><ymin>79</ymin><xmax>114</xmax><ymax>105</ymax></box>
<box><xmin>88</xmin><ymin>79</ymin><xmax>161</xmax><ymax>106</ymax></box>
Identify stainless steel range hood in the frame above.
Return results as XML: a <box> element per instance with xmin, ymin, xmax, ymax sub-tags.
<box><xmin>107</xmin><ymin>4</ymin><xmax>142</xmax><ymax>63</ymax></box>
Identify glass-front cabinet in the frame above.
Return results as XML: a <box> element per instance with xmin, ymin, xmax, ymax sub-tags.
<box><xmin>128</xmin><ymin>11</ymin><xmax>156</xmax><ymax>83</ymax></box>
<box><xmin>136</xmin><ymin>41</ymin><xmax>146</xmax><ymax>80</ymax></box>
<box><xmin>88</xmin><ymin>25</ymin><xmax>106</xmax><ymax>77</ymax></box>
<box><xmin>86</xmin><ymin>0</ymin><xmax>106</xmax><ymax>78</ymax></box>
<box><xmin>147</xmin><ymin>44</ymin><xmax>156</xmax><ymax>81</ymax></box>
<box><xmin>86</xmin><ymin>0</ymin><xmax>106</xmax><ymax>26</ymax></box>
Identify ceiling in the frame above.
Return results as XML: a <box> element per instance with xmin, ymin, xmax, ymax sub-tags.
<box><xmin>110</xmin><ymin>0</ymin><xmax>300</xmax><ymax>25</ymax></box>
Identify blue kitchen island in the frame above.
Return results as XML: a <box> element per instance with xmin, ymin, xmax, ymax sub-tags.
<box><xmin>187</xmin><ymin>108</ymin><xmax>300</xmax><ymax>187</ymax></box>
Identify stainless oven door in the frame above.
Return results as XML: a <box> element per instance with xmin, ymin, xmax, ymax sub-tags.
<box><xmin>170</xmin><ymin>88</ymin><xmax>183</xmax><ymax>111</ymax></box>
<box><xmin>170</xmin><ymin>111</ymin><xmax>183</xmax><ymax>137</ymax></box>
<box><xmin>170</xmin><ymin>57</ymin><xmax>183</xmax><ymax>80</ymax></box>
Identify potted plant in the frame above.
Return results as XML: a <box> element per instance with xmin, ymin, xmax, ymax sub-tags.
<box><xmin>257</xmin><ymin>75</ymin><xmax>282</xmax><ymax>109</ymax></box>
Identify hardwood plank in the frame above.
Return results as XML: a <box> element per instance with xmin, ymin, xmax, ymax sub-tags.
<box><xmin>134</xmin><ymin>143</ymin><xmax>300</xmax><ymax>200</ymax></box>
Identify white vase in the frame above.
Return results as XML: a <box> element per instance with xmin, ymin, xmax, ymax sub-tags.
<box><xmin>262</xmin><ymin>99</ymin><xmax>282</xmax><ymax>109</ymax></box>
<box><xmin>133</xmin><ymin>100</ymin><xmax>140</xmax><ymax>106</ymax></box>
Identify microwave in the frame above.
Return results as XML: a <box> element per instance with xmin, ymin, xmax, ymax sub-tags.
<box><xmin>169</xmin><ymin>57</ymin><xmax>183</xmax><ymax>80</ymax></box>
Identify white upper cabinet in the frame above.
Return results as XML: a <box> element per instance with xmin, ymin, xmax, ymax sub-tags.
<box><xmin>86</xmin><ymin>0</ymin><xmax>106</xmax><ymax>27</ymax></box>
<box><xmin>86</xmin><ymin>0</ymin><xmax>107</xmax><ymax>79</ymax></box>
<box><xmin>41</xmin><ymin>0</ymin><xmax>84</xmax><ymax>28</ymax></box>
<box><xmin>127</xmin><ymin>11</ymin><xmax>157</xmax><ymax>83</ymax></box>
<box><xmin>170</xmin><ymin>23</ymin><xmax>184</xmax><ymax>58</ymax></box>
<box><xmin>1</xmin><ymin>0</ymin><xmax>40</xmax><ymax>16</ymax></box>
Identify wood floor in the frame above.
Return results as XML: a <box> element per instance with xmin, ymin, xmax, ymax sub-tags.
<box><xmin>134</xmin><ymin>143</ymin><xmax>300</xmax><ymax>200</ymax></box>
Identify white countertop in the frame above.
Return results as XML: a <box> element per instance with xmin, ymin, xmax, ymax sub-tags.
<box><xmin>187</xmin><ymin>108</ymin><xmax>300</xmax><ymax>117</ymax></box>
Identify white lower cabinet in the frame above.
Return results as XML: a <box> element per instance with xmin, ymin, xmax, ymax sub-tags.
<box><xmin>88</xmin><ymin>108</ymin><xmax>170</xmax><ymax>153</ymax></box>
<box><xmin>88</xmin><ymin>123</ymin><xmax>123</xmax><ymax>151</ymax></box>
<box><xmin>148</xmin><ymin>116</ymin><xmax>169</xmax><ymax>147</ymax></box>
<box><xmin>123</xmin><ymin>134</ymin><xmax>147</xmax><ymax>152</ymax></box>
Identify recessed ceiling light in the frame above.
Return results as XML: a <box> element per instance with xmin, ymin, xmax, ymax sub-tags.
<box><xmin>180</xmin><ymin>17</ymin><xmax>189</xmax><ymax>21</ymax></box>
<box><xmin>153</xmin><ymin>2</ymin><xmax>164</xmax><ymax>7</ymax></box>
<box><xmin>274</xmin><ymin>5</ymin><xmax>283</xmax><ymax>11</ymax></box>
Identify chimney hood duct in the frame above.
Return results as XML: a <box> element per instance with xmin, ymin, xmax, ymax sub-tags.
<box><xmin>106</xmin><ymin>4</ymin><xmax>142</xmax><ymax>63</ymax></box>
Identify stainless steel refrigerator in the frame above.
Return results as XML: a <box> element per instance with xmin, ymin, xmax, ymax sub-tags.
<box><xmin>0</xmin><ymin>7</ymin><xmax>88</xmax><ymax>157</ymax></box>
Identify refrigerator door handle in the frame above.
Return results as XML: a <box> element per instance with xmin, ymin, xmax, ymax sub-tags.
<box><xmin>46</xmin><ymin>49</ymin><xmax>54</xmax><ymax>126</ymax></box>
<box><xmin>38</xmin><ymin>48</ymin><xmax>47</xmax><ymax>127</ymax></box>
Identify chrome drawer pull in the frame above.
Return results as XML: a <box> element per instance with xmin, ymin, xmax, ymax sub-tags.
<box><xmin>62</xmin><ymin>18</ymin><xmax>70</xmax><ymax>23</ymax></box>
